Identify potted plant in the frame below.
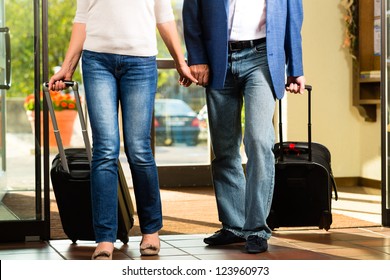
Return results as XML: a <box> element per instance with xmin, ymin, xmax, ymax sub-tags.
<box><xmin>24</xmin><ymin>90</ymin><xmax>77</xmax><ymax>111</ymax></box>
<box><xmin>24</xmin><ymin>90</ymin><xmax>78</xmax><ymax>147</ymax></box>
<box><xmin>340</xmin><ymin>0</ymin><xmax>358</xmax><ymax>58</ymax></box>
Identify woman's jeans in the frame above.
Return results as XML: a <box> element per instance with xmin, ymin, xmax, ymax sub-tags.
<box><xmin>206</xmin><ymin>42</ymin><xmax>275</xmax><ymax>240</ymax></box>
<box><xmin>82</xmin><ymin>50</ymin><xmax>162</xmax><ymax>243</ymax></box>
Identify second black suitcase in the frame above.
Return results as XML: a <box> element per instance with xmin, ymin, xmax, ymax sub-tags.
<box><xmin>266</xmin><ymin>85</ymin><xmax>338</xmax><ymax>231</ymax></box>
<box><xmin>44</xmin><ymin>81</ymin><xmax>134</xmax><ymax>243</ymax></box>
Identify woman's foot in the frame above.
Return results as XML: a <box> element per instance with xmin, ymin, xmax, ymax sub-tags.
<box><xmin>140</xmin><ymin>232</ymin><xmax>160</xmax><ymax>256</ymax></box>
<box><xmin>91</xmin><ymin>242</ymin><xmax>114</xmax><ymax>260</ymax></box>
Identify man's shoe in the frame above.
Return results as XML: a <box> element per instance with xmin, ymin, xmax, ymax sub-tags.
<box><xmin>204</xmin><ymin>229</ymin><xmax>245</xmax><ymax>246</ymax></box>
<box><xmin>245</xmin><ymin>235</ymin><xmax>268</xmax><ymax>254</ymax></box>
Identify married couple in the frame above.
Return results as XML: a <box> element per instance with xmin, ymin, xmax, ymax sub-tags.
<box><xmin>49</xmin><ymin>0</ymin><xmax>305</xmax><ymax>259</ymax></box>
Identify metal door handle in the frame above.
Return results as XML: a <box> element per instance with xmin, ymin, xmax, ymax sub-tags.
<box><xmin>0</xmin><ymin>27</ymin><xmax>11</xmax><ymax>90</ymax></box>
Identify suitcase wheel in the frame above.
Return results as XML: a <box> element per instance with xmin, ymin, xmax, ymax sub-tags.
<box><xmin>266</xmin><ymin>210</ymin><xmax>278</xmax><ymax>231</ymax></box>
<box><xmin>121</xmin><ymin>235</ymin><xmax>129</xmax><ymax>245</ymax></box>
<box><xmin>319</xmin><ymin>210</ymin><xmax>332</xmax><ymax>231</ymax></box>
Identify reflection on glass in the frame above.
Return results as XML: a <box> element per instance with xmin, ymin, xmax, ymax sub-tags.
<box><xmin>154</xmin><ymin>98</ymin><xmax>200</xmax><ymax>147</ymax></box>
<box><xmin>0</xmin><ymin>0</ymin><xmax>37</xmax><ymax>222</ymax></box>
<box><xmin>0</xmin><ymin>0</ymin><xmax>66</xmax><ymax>222</ymax></box>
<box><xmin>155</xmin><ymin>0</ymin><xmax>247</xmax><ymax>166</ymax></box>
<box><xmin>155</xmin><ymin>69</ymin><xmax>209</xmax><ymax>165</ymax></box>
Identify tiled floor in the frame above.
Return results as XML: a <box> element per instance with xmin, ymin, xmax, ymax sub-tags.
<box><xmin>0</xmin><ymin>227</ymin><xmax>389</xmax><ymax>260</ymax></box>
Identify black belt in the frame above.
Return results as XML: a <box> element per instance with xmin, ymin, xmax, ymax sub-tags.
<box><xmin>228</xmin><ymin>38</ymin><xmax>266</xmax><ymax>52</ymax></box>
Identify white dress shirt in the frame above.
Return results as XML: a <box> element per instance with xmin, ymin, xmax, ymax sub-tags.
<box><xmin>228</xmin><ymin>0</ymin><xmax>267</xmax><ymax>41</ymax></box>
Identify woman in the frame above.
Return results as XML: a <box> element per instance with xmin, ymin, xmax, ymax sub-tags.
<box><xmin>49</xmin><ymin>0</ymin><xmax>197</xmax><ymax>260</ymax></box>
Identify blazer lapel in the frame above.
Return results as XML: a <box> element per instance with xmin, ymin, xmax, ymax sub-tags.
<box><xmin>222</xmin><ymin>0</ymin><xmax>229</xmax><ymax>19</ymax></box>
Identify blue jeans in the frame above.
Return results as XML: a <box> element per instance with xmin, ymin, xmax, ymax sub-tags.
<box><xmin>82</xmin><ymin>50</ymin><xmax>162</xmax><ymax>243</ymax></box>
<box><xmin>206</xmin><ymin>42</ymin><xmax>275</xmax><ymax>239</ymax></box>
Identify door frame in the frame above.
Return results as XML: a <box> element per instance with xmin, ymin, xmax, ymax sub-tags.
<box><xmin>381</xmin><ymin>0</ymin><xmax>390</xmax><ymax>227</ymax></box>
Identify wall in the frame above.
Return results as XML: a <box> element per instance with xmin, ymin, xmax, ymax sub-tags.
<box><xmin>285</xmin><ymin>0</ymin><xmax>381</xmax><ymax>180</ymax></box>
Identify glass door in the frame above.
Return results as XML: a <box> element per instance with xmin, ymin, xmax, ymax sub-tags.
<box><xmin>381</xmin><ymin>0</ymin><xmax>390</xmax><ymax>226</ymax></box>
<box><xmin>0</xmin><ymin>0</ymin><xmax>49</xmax><ymax>242</ymax></box>
<box><xmin>154</xmin><ymin>0</ymin><xmax>212</xmax><ymax>187</ymax></box>
<box><xmin>154</xmin><ymin>0</ymin><xmax>248</xmax><ymax>187</ymax></box>
<box><xmin>155</xmin><ymin>59</ymin><xmax>212</xmax><ymax>187</ymax></box>
<box><xmin>0</xmin><ymin>0</ymin><xmax>9</xmax><ymax>187</ymax></box>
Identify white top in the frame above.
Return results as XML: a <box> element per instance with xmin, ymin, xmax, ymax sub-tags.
<box><xmin>228</xmin><ymin>0</ymin><xmax>267</xmax><ymax>41</ymax></box>
<box><xmin>74</xmin><ymin>0</ymin><xmax>175</xmax><ymax>56</ymax></box>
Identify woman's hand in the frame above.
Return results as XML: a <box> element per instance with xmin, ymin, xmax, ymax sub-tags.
<box><xmin>48</xmin><ymin>23</ymin><xmax>85</xmax><ymax>91</ymax></box>
<box><xmin>48</xmin><ymin>68</ymin><xmax>73</xmax><ymax>91</ymax></box>
<box><xmin>176</xmin><ymin>62</ymin><xmax>198</xmax><ymax>87</ymax></box>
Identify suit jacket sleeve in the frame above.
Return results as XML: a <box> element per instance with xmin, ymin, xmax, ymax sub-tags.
<box><xmin>182</xmin><ymin>0</ymin><xmax>209</xmax><ymax>66</ymax></box>
<box><xmin>285</xmin><ymin>0</ymin><xmax>304</xmax><ymax>77</ymax></box>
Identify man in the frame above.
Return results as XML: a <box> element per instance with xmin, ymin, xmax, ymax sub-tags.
<box><xmin>183</xmin><ymin>0</ymin><xmax>306</xmax><ymax>254</ymax></box>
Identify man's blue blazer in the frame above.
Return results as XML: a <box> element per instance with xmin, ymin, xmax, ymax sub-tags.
<box><xmin>183</xmin><ymin>0</ymin><xmax>304</xmax><ymax>99</ymax></box>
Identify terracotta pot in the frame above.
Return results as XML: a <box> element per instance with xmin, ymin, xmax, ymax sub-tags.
<box><xmin>26</xmin><ymin>110</ymin><xmax>77</xmax><ymax>147</ymax></box>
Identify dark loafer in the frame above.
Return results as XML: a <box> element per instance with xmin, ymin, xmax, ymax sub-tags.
<box><xmin>204</xmin><ymin>229</ymin><xmax>245</xmax><ymax>246</ymax></box>
<box><xmin>245</xmin><ymin>235</ymin><xmax>268</xmax><ymax>254</ymax></box>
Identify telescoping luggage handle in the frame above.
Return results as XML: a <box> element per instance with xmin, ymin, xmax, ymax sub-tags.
<box><xmin>278</xmin><ymin>85</ymin><xmax>312</xmax><ymax>162</ymax></box>
<box><xmin>42</xmin><ymin>81</ymin><xmax>92</xmax><ymax>173</ymax></box>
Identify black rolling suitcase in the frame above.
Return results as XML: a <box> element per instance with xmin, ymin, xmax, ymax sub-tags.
<box><xmin>267</xmin><ymin>85</ymin><xmax>338</xmax><ymax>231</ymax></box>
<box><xmin>43</xmin><ymin>81</ymin><xmax>134</xmax><ymax>243</ymax></box>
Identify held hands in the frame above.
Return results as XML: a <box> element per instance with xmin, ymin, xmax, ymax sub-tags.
<box><xmin>286</xmin><ymin>76</ymin><xmax>306</xmax><ymax>94</ymax></box>
<box><xmin>177</xmin><ymin>62</ymin><xmax>198</xmax><ymax>87</ymax></box>
<box><xmin>177</xmin><ymin>63</ymin><xmax>209</xmax><ymax>87</ymax></box>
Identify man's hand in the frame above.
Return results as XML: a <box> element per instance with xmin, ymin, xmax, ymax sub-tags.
<box><xmin>189</xmin><ymin>64</ymin><xmax>209</xmax><ymax>86</ymax></box>
<box><xmin>286</xmin><ymin>76</ymin><xmax>306</xmax><ymax>94</ymax></box>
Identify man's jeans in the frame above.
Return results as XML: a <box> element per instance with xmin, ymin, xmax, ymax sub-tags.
<box><xmin>82</xmin><ymin>50</ymin><xmax>162</xmax><ymax>243</ymax></box>
<box><xmin>206</xmin><ymin>42</ymin><xmax>275</xmax><ymax>239</ymax></box>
